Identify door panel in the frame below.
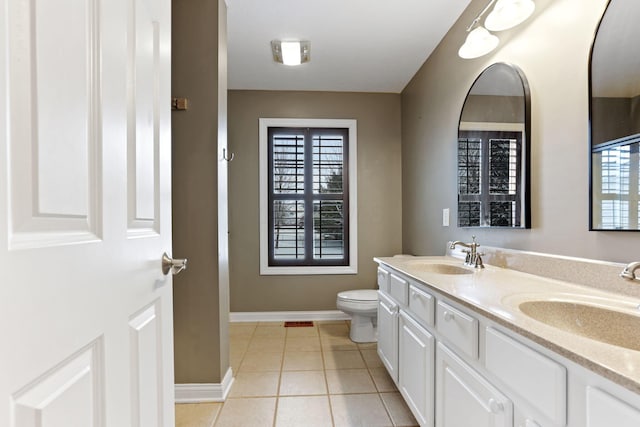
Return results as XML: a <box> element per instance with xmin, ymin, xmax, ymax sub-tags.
<box><xmin>7</xmin><ymin>0</ymin><xmax>100</xmax><ymax>247</ymax></box>
<box><xmin>0</xmin><ymin>0</ymin><xmax>173</xmax><ymax>425</ymax></box>
<box><xmin>128</xmin><ymin>0</ymin><xmax>161</xmax><ymax>235</ymax></box>
<box><xmin>12</xmin><ymin>341</ymin><xmax>103</xmax><ymax>427</ymax></box>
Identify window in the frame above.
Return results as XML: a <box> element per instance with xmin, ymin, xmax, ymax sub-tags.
<box><xmin>260</xmin><ymin>119</ymin><xmax>357</xmax><ymax>275</ymax></box>
<box><xmin>592</xmin><ymin>140</ymin><xmax>640</xmax><ymax>229</ymax></box>
<box><xmin>458</xmin><ymin>130</ymin><xmax>523</xmax><ymax>227</ymax></box>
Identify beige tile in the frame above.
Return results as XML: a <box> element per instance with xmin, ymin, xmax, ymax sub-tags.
<box><xmin>282</xmin><ymin>351</ymin><xmax>324</xmax><ymax>371</ymax></box>
<box><xmin>228</xmin><ymin>371</ymin><xmax>280</xmax><ymax>397</ymax></box>
<box><xmin>259</xmin><ymin>321</ymin><xmax>285</xmax><ymax>327</ymax></box>
<box><xmin>323</xmin><ymin>350</ymin><xmax>366</xmax><ymax>370</ymax></box>
<box><xmin>229</xmin><ymin>355</ymin><xmax>243</xmax><ymax>375</ymax></box>
<box><xmin>320</xmin><ymin>336</ymin><xmax>358</xmax><ymax>351</ymax></box>
<box><xmin>380</xmin><ymin>392</ymin><xmax>419</xmax><ymax>427</ymax></box>
<box><xmin>325</xmin><ymin>369</ymin><xmax>377</xmax><ymax>394</ymax></box>
<box><xmin>330</xmin><ymin>394</ymin><xmax>393</xmax><ymax>427</ymax></box>
<box><xmin>229</xmin><ymin>337</ymin><xmax>250</xmax><ymax>359</ymax></box>
<box><xmin>318</xmin><ymin>323</ymin><xmax>350</xmax><ymax>338</ymax></box>
<box><xmin>253</xmin><ymin>325</ymin><xmax>287</xmax><ymax>338</ymax></box>
<box><xmin>229</xmin><ymin>323</ymin><xmax>256</xmax><ymax>338</ymax></box>
<box><xmin>214</xmin><ymin>397</ymin><xmax>276</xmax><ymax>427</ymax></box>
<box><xmin>285</xmin><ymin>336</ymin><xmax>321</xmax><ymax>352</ymax></box>
<box><xmin>286</xmin><ymin>326</ymin><xmax>319</xmax><ymax>338</ymax></box>
<box><xmin>247</xmin><ymin>336</ymin><xmax>285</xmax><ymax>353</ymax></box>
<box><xmin>175</xmin><ymin>402</ymin><xmax>221</xmax><ymax>427</ymax></box>
<box><xmin>238</xmin><ymin>351</ymin><xmax>283</xmax><ymax>372</ymax></box>
<box><xmin>275</xmin><ymin>396</ymin><xmax>333</xmax><ymax>427</ymax></box>
<box><xmin>279</xmin><ymin>370</ymin><xmax>327</xmax><ymax>396</ymax></box>
<box><xmin>369</xmin><ymin>367</ymin><xmax>398</xmax><ymax>392</ymax></box>
<box><xmin>357</xmin><ymin>342</ymin><xmax>378</xmax><ymax>350</ymax></box>
<box><xmin>360</xmin><ymin>349</ymin><xmax>384</xmax><ymax>368</ymax></box>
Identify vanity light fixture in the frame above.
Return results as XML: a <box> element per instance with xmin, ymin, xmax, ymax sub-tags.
<box><xmin>458</xmin><ymin>26</ymin><xmax>500</xmax><ymax>59</ymax></box>
<box><xmin>271</xmin><ymin>40</ymin><xmax>310</xmax><ymax>66</ymax></box>
<box><xmin>485</xmin><ymin>0</ymin><xmax>535</xmax><ymax>31</ymax></box>
<box><xmin>458</xmin><ymin>0</ymin><xmax>535</xmax><ymax>59</ymax></box>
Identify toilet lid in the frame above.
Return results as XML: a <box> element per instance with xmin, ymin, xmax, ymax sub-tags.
<box><xmin>337</xmin><ymin>289</ymin><xmax>378</xmax><ymax>302</ymax></box>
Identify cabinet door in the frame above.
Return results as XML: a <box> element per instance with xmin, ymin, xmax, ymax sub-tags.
<box><xmin>436</xmin><ymin>343</ymin><xmax>513</xmax><ymax>427</ymax></box>
<box><xmin>377</xmin><ymin>291</ymin><xmax>399</xmax><ymax>383</ymax></box>
<box><xmin>399</xmin><ymin>311</ymin><xmax>435</xmax><ymax>427</ymax></box>
<box><xmin>586</xmin><ymin>387</ymin><xmax>640</xmax><ymax>427</ymax></box>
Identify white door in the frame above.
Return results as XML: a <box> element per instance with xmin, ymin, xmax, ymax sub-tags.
<box><xmin>0</xmin><ymin>0</ymin><xmax>174</xmax><ymax>425</ymax></box>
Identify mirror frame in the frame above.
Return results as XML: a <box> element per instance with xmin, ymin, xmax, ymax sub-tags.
<box><xmin>457</xmin><ymin>62</ymin><xmax>532</xmax><ymax>229</ymax></box>
<box><xmin>588</xmin><ymin>0</ymin><xmax>640</xmax><ymax>231</ymax></box>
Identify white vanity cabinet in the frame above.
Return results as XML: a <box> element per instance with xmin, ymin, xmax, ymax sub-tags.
<box><xmin>398</xmin><ymin>310</ymin><xmax>435</xmax><ymax>427</ymax></box>
<box><xmin>437</xmin><ymin>342</ymin><xmax>513</xmax><ymax>427</ymax></box>
<box><xmin>375</xmin><ymin>263</ymin><xmax>640</xmax><ymax>427</ymax></box>
<box><xmin>377</xmin><ymin>290</ymin><xmax>399</xmax><ymax>383</ymax></box>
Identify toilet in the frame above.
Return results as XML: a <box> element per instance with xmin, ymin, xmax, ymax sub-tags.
<box><xmin>336</xmin><ymin>289</ymin><xmax>378</xmax><ymax>343</ymax></box>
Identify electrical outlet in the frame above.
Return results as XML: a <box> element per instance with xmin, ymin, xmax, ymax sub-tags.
<box><xmin>443</xmin><ymin>208</ymin><xmax>450</xmax><ymax>227</ymax></box>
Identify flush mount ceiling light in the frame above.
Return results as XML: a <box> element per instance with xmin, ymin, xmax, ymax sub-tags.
<box><xmin>485</xmin><ymin>0</ymin><xmax>535</xmax><ymax>31</ymax></box>
<box><xmin>271</xmin><ymin>40</ymin><xmax>310</xmax><ymax>66</ymax></box>
<box><xmin>458</xmin><ymin>0</ymin><xmax>535</xmax><ymax>59</ymax></box>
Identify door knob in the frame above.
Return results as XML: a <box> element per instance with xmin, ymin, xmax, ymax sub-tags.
<box><xmin>162</xmin><ymin>252</ymin><xmax>188</xmax><ymax>275</ymax></box>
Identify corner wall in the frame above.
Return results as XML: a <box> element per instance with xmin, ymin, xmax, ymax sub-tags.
<box><xmin>228</xmin><ymin>90</ymin><xmax>402</xmax><ymax>312</ymax></box>
<box><xmin>402</xmin><ymin>0</ymin><xmax>640</xmax><ymax>263</ymax></box>
<box><xmin>172</xmin><ymin>0</ymin><xmax>229</xmax><ymax>385</ymax></box>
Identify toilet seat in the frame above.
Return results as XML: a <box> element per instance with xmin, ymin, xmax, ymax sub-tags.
<box><xmin>337</xmin><ymin>289</ymin><xmax>378</xmax><ymax>302</ymax></box>
<box><xmin>337</xmin><ymin>290</ymin><xmax>378</xmax><ymax>312</ymax></box>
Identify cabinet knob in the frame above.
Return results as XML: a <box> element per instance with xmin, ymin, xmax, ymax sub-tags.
<box><xmin>488</xmin><ymin>398</ymin><xmax>503</xmax><ymax>414</ymax></box>
<box><xmin>443</xmin><ymin>311</ymin><xmax>454</xmax><ymax>322</ymax></box>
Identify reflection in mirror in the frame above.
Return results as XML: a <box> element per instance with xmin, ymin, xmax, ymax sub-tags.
<box><xmin>458</xmin><ymin>62</ymin><xmax>531</xmax><ymax>228</ymax></box>
<box><xmin>590</xmin><ymin>0</ymin><xmax>640</xmax><ymax>230</ymax></box>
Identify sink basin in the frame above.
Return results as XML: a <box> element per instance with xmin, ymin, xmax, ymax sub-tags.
<box><xmin>519</xmin><ymin>300</ymin><xmax>640</xmax><ymax>351</ymax></box>
<box><xmin>405</xmin><ymin>262</ymin><xmax>473</xmax><ymax>275</ymax></box>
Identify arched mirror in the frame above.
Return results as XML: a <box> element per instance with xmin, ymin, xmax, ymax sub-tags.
<box><xmin>457</xmin><ymin>62</ymin><xmax>531</xmax><ymax>228</ymax></box>
<box><xmin>590</xmin><ymin>0</ymin><xmax>640</xmax><ymax>231</ymax></box>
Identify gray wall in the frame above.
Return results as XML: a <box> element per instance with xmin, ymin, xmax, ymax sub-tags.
<box><xmin>228</xmin><ymin>91</ymin><xmax>402</xmax><ymax>312</ymax></box>
<box><xmin>402</xmin><ymin>0</ymin><xmax>640</xmax><ymax>263</ymax></box>
<box><xmin>172</xmin><ymin>0</ymin><xmax>229</xmax><ymax>384</ymax></box>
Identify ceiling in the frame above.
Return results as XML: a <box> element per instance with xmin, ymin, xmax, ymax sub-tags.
<box><xmin>226</xmin><ymin>0</ymin><xmax>472</xmax><ymax>93</ymax></box>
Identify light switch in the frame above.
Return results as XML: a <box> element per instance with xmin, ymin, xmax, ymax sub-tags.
<box><xmin>443</xmin><ymin>208</ymin><xmax>450</xmax><ymax>227</ymax></box>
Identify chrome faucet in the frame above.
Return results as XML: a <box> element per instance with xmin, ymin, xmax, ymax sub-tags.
<box><xmin>620</xmin><ymin>261</ymin><xmax>640</xmax><ymax>280</ymax></box>
<box><xmin>450</xmin><ymin>235</ymin><xmax>484</xmax><ymax>269</ymax></box>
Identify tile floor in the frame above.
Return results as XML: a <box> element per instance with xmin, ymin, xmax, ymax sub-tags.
<box><xmin>175</xmin><ymin>320</ymin><xmax>418</xmax><ymax>427</ymax></box>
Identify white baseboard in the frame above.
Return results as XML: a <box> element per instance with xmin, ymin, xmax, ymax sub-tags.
<box><xmin>229</xmin><ymin>310</ymin><xmax>351</xmax><ymax>323</ymax></box>
<box><xmin>175</xmin><ymin>367</ymin><xmax>235</xmax><ymax>403</ymax></box>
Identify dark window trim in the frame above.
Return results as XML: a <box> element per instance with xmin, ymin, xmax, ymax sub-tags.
<box><xmin>267</xmin><ymin>127</ymin><xmax>350</xmax><ymax>267</ymax></box>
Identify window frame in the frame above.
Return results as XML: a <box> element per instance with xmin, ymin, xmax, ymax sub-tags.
<box><xmin>259</xmin><ymin>118</ymin><xmax>358</xmax><ymax>275</ymax></box>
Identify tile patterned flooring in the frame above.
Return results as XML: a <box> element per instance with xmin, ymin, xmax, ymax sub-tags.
<box><xmin>175</xmin><ymin>321</ymin><xmax>418</xmax><ymax>427</ymax></box>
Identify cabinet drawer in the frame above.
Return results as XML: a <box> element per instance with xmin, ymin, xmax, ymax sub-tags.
<box><xmin>389</xmin><ymin>273</ymin><xmax>409</xmax><ymax>305</ymax></box>
<box><xmin>408</xmin><ymin>284</ymin><xmax>435</xmax><ymax>327</ymax></box>
<box><xmin>436</xmin><ymin>300</ymin><xmax>478</xmax><ymax>359</ymax></box>
<box><xmin>485</xmin><ymin>327</ymin><xmax>566</xmax><ymax>426</ymax></box>
<box><xmin>377</xmin><ymin>267</ymin><xmax>390</xmax><ymax>293</ymax></box>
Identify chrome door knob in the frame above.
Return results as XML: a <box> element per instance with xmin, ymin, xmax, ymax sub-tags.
<box><xmin>162</xmin><ymin>252</ymin><xmax>188</xmax><ymax>275</ymax></box>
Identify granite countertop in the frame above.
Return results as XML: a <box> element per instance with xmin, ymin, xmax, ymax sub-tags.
<box><xmin>374</xmin><ymin>255</ymin><xmax>640</xmax><ymax>394</ymax></box>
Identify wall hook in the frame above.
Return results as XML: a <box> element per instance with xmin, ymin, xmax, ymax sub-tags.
<box><xmin>222</xmin><ymin>148</ymin><xmax>235</xmax><ymax>162</ymax></box>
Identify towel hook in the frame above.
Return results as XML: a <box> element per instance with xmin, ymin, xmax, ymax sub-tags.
<box><xmin>222</xmin><ymin>148</ymin><xmax>234</xmax><ymax>162</ymax></box>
